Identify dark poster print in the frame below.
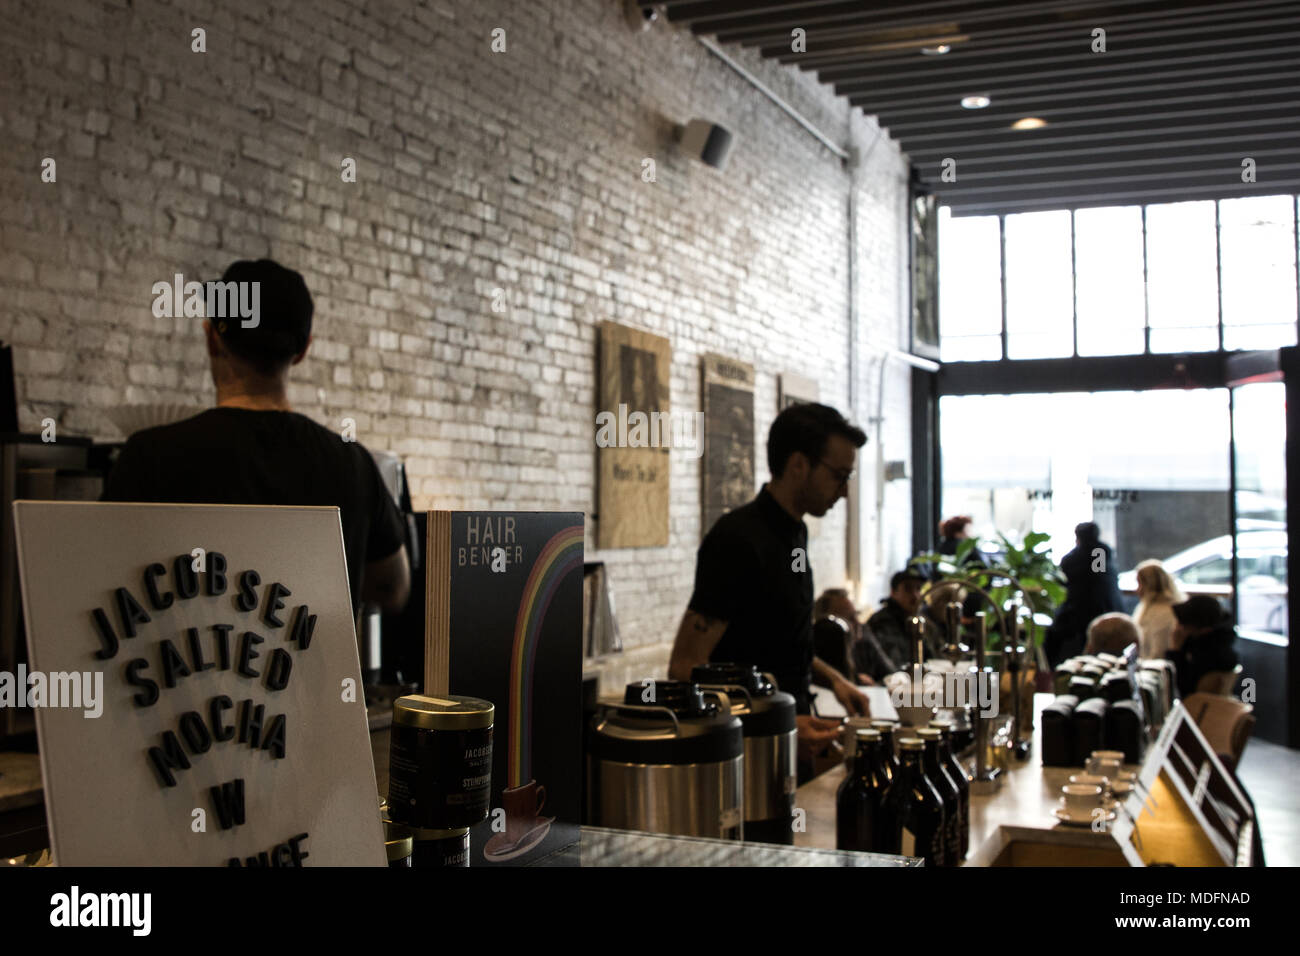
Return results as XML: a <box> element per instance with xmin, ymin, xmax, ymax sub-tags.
<box><xmin>701</xmin><ymin>354</ymin><xmax>755</xmax><ymax>537</ymax></box>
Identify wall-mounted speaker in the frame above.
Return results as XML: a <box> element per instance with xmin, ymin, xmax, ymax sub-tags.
<box><xmin>678</xmin><ymin>119</ymin><xmax>734</xmax><ymax>171</ymax></box>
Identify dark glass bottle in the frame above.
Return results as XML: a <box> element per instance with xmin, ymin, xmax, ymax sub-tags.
<box><xmin>870</xmin><ymin>720</ymin><xmax>900</xmax><ymax>779</ymax></box>
<box><xmin>931</xmin><ymin>719</ymin><xmax>971</xmax><ymax>859</ymax></box>
<box><xmin>836</xmin><ymin>729</ymin><xmax>891</xmax><ymax>852</ymax></box>
<box><xmin>917</xmin><ymin>727</ymin><xmax>961</xmax><ymax>868</ymax></box>
<box><xmin>879</xmin><ymin>738</ymin><xmax>946</xmax><ymax>866</ymax></box>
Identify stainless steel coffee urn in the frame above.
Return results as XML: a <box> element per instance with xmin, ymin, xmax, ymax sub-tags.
<box><xmin>692</xmin><ymin>663</ymin><xmax>797</xmax><ymax>845</ymax></box>
<box><xmin>586</xmin><ymin>681</ymin><xmax>744</xmax><ymax>839</ymax></box>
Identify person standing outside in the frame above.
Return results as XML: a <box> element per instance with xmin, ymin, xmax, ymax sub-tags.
<box><xmin>668</xmin><ymin>403</ymin><xmax>870</xmax><ymax>777</ymax></box>
<box><xmin>1046</xmin><ymin>521</ymin><xmax>1124</xmax><ymax>666</ymax></box>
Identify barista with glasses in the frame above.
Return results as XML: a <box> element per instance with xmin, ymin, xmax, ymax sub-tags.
<box><xmin>669</xmin><ymin>403</ymin><xmax>870</xmax><ymax>781</ymax></box>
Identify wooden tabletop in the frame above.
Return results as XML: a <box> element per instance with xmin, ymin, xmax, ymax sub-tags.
<box><xmin>797</xmin><ymin>690</ymin><xmax>1080</xmax><ymax>864</ymax></box>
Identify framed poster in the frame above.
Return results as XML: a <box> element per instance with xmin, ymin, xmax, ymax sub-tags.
<box><xmin>778</xmin><ymin>373</ymin><xmax>818</xmax><ymax>411</ymax></box>
<box><xmin>702</xmin><ymin>354</ymin><xmax>755</xmax><ymax>536</ymax></box>
<box><xmin>595</xmin><ymin>322</ymin><xmax>671</xmax><ymax>549</ymax></box>
<box><xmin>11</xmin><ymin>501</ymin><xmax>385</xmax><ymax>866</ymax></box>
<box><xmin>911</xmin><ymin>187</ymin><xmax>940</xmax><ymax>360</ymax></box>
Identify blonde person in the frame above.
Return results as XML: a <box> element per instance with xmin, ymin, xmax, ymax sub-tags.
<box><xmin>1133</xmin><ymin>559</ymin><xmax>1185</xmax><ymax>659</ymax></box>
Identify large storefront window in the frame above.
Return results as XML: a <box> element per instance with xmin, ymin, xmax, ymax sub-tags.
<box><xmin>940</xmin><ymin>390</ymin><xmax>1232</xmax><ymax>596</ymax></box>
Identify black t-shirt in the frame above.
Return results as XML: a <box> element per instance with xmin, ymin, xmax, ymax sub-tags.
<box><xmin>688</xmin><ymin>487</ymin><xmax>814</xmax><ymax>713</ymax></box>
<box><xmin>101</xmin><ymin>407</ymin><xmax>405</xmax><ymax>614</ymax></box>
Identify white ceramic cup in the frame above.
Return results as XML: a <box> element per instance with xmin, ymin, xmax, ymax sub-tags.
<box><xmin>1069</xmin><ymin>773</ymin><xmax>1110</xmax><ymax>790</ymax></box>
<box><xmin>1087</xmin><ymin>754</ymin><xmax>1123</xmax><ymax>777</ymax></box>
<box><xmin>1062</xmin><ymin>784</ymin><xmax>1105</xmax><ymax>812</ymax></box>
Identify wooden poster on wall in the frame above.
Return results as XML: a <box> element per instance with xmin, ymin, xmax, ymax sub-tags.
<box><xmin>702</xmin><ymin>354</ymin><xmax>755</xmax><ymax>537</ymax></box>
<box><xmin>778</xmin><ymin>373</ymin><xmax>818</xmax><ymax>411</ymax></box>
<box><xmin>596</xmin><ymin>321</ymin><xmax>671</xmax><ymax>549</ymax></box>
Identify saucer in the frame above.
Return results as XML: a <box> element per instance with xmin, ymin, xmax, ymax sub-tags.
<box><xmin>1055</xmin><ymin>806</ymin><xmax>1116</xmax><ymax>826</ymax></box>
<box><xmin>483</xmin><ymin>816</ymin><xmax>554</xmax><ymax>862</ymax></box>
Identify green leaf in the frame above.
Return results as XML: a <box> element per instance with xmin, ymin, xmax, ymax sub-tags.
<box><xmin>1024</xmin><ymin>531</ymin><xmax>1051</xmax><ymax>550</ymax></box>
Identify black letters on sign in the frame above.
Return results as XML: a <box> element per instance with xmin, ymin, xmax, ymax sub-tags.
<box><xmin>173</xmin><ymin>554</ymin><xmax>199</xmax><ymax>600</ymax></box>
<box><xmin>288</xmin><ymin>833</ymin><xmax>310</xmax><ymax>866</ymax></box>
<box><xmin>288</xmin><ymin>605</ymin><xmax>316</xmax><ymax>651</ymax></box>
<box><xmin>262</xmin><ymin>714</ymin><xmax>287</xmax><ymax>759</ymax></box>
<box><xmin>236</xmin><ymin>570</ymin><xmax>260</xmax><ymax>612</ymax></box>
<box><xmin>159</xmin><ymin>639</ymin><xmax>192</xmax><ymax>689</ymax></box>
<box><xmin>91</xmin><ymin>608</ymin><xmax>119</xmax><ymax>660</ymax></box>
<box><xmin>114</xmin><ymin>587</ymin><xmax>152</xmax><ymax>638</ymax></box>
<box><xmin>263</xmin><ymin>582</ymin><xmax>290</xmax><ymax>628</ymax></box>
<box><xmin>125</xmin><ymin>658</ymin><xmax>159</xmax><ymax>708</ymax></box>
<box><xmin>178</xmin><ymin>710</ymin><xmax>212</xmax><ymax>754</ymax></box>
<box><xmin>208</xmin><ymin>778</ymin><xmax>246</xmax><ymax>830</ymax></box>
<box><xmin>143</xmin><ymin>563</ymin><xmax>174</xmax><ymax>611</ymax></box>
<box><xmin>186</xmin><ymin>627</ymin><xmax>214</xmax><ymax>672</ymax></box>
<box><xmin>238</xmin><ymin>700</ymin><xmax>265</xmax><ymax>747</ymax></box>
<box><xmin>211</xmin><ymin>624</ymin><xmax>233</xmax><ymax>670</ymax></box>
<box><xmin>264</xmin><ymin>648</ymin><xmax>292</xmax><ymax>692</ymax></box>
<box><xmin>207</xmin><ymin>551</ymin><xmax>228</xmax><ymax>596</ymax></box>
<box><xmin>210</xmin><ymin>695</ymin><xmax>234</xmax><ymax>741</ymax></box>
<box><xmin>147</xmin><ymin>731</ymin><xmax>192</xmax><ymax>788</ymax></box>
<box><xmin>237</xmin><ymin>631</ymin><xmax>263</xmax><ymax>679</ymax></box>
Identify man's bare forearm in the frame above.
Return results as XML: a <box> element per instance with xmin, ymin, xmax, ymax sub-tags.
<box><xmin>667</xmin><ymin>610</ymin><xmax>728</xmax><ymax>680</ymax></box>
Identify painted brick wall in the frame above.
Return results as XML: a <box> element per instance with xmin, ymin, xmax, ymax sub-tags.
<box><xmin>0</xmin><ymin>0</ymin><xmax>913</xmax><ymax>690</ymax></box>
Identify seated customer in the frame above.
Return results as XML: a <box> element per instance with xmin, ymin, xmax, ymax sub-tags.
<box><xmin>813</xmin><ymin>588</ymin><xmax>893</xmax><ymax>685</ymax></box>
<box><xmin>1084</xmin><ymin>612</ymin><xmax>1141</xmax><ymax>656</ymax></box>
<box><xmin>1167</xmin><ymin>596</ymin><xmax>1239</xmax><ymax>698</ymax></box>
<box><xmin>1133</xmin><ymin>559</ymin><xmax>1185</xmax><ymax>659</ymax></box>
<box><xmin>865</xmin><ymin>570</ymin><xmax>944</xmax><ymax>669</ymax></box>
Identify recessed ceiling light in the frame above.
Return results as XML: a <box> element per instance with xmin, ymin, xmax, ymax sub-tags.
<box><xmin>960</xmin><ymin>95</ymin><xmax>990</xmax><ymax>109</ymax></box>
<box><xmin>1012</xmin><ymin>117</ymin><xmax>1046</xmax><ymax>130</ymax></box>
<box><xmin>921</xmin><ymin>44</ymin><xmax>951</xmax><ymax>55</ymax></box>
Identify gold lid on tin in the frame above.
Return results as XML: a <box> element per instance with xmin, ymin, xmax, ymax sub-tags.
<box><xmin>385</xmin><ymin>836</ymin><xmax>414</xmax><ymax>861</ymax></box>
<box><xmin>409</xmin><ymin>825</ymin><xmax>471</xmax><ymax>840</ymax></box>
<box><xmin>392</xmin><ymin>694</ymin><xmax>494</xmax><ymax>730</ymax></box>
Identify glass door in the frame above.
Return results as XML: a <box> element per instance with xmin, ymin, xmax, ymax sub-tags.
<box><xmin>1229</xmin><ymin>376</ymin><xmax>1288</xmax><ymax>744</ymax></box>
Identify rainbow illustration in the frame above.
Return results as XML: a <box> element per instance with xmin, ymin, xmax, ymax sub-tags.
<box><xmin>507</xmin><ymin>523</ymin><xmax>583</xmax><ymax>787</ymax></box>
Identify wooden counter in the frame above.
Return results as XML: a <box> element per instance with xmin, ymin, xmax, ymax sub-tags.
<box><xmin>797</xmin><ymin>690</ymin><xmax>1082</xmax><ymax>864</ymax></box>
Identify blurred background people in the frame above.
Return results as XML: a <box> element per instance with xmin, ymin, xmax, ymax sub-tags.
<box><xmin>1168</xmin><ymin>595</ymin><xmax>1239</xmax><ymax>698</ymax></box>
<box><xmin>1045</xmin><ymin>522</ymin><xmax>1124</xmax><ymax>666</ymax></box>
<box><xmin>813</xmin><ymin>587</ymin><xmax>897</xmax><ymax>686</ymax></box>
<box><xmin>1133</xmin><ymin>559</ymin><xmax>1186</xmax><ymax>660</ymax></box>
<box><xmin>866</xmin><ymin>569</ymin><xmax>944</xmax><ymax>668</ymax></box>
<box><xmin>1084</xmin><ymin>612</ymin><xmax>1141</xmax><ymax>656</ymax></box>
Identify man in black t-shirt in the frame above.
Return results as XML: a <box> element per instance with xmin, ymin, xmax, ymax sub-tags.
<box><xmin>102</xmin><ymin>259</ymin><xmax>410</xmax><ymax>618</ymax></box>
<box><xmin>668</xmin><ymin>403</ymin><xmax>870</xmax><ymax>770</ymax></box>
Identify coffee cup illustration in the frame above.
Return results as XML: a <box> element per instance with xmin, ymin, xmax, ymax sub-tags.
<box><xmin>502</xmin><ymin>780</ymin><xmax>546</xmax><ymax>846</ymax></box>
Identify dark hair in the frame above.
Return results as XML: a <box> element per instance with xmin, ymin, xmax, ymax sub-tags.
<box><xmin>814</xmin><ymin>587</ymin><xmax>851</xmax><ymax>620</ymax></box>
<box><xmin>890</xmin><ymin>569</ymin><xmax>926</xmax><ymax>591</ymax></box>
<box><xmin>939</xmin><ymin>515</ymin><xmax>973</xmax><ymax>539</ymax></box>
<box><xmin>213</xmin><ymin>259</ymin><xmax>313</xmax><ymax>375</ymax></box>
<box><xmin>766</xmin><ymin>403</ymin><xmax>866</xmax><ymax>478</ymax></box>
<box><xmin>1075</xmin><ymin>522</ymin><xmax>1101</xmax><ymax>543</ymax></box>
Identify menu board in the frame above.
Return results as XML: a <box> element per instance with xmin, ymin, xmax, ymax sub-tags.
<box><xmin>11</xmin><ymin>501</ymin><xmax>385</xmax><ymax>866</ymax></box>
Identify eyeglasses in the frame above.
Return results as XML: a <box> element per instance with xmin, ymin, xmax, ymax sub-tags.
<box><xmin>817</xmin><ymin>460</ymin><xmax>854</xmax><ymax>486</ymax></box>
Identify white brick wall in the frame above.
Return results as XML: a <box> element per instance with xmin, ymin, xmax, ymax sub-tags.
<box><xmin>0</xmin><ymin>0</ymin><xmax>913</xmax><ymax>690</ymax></box>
